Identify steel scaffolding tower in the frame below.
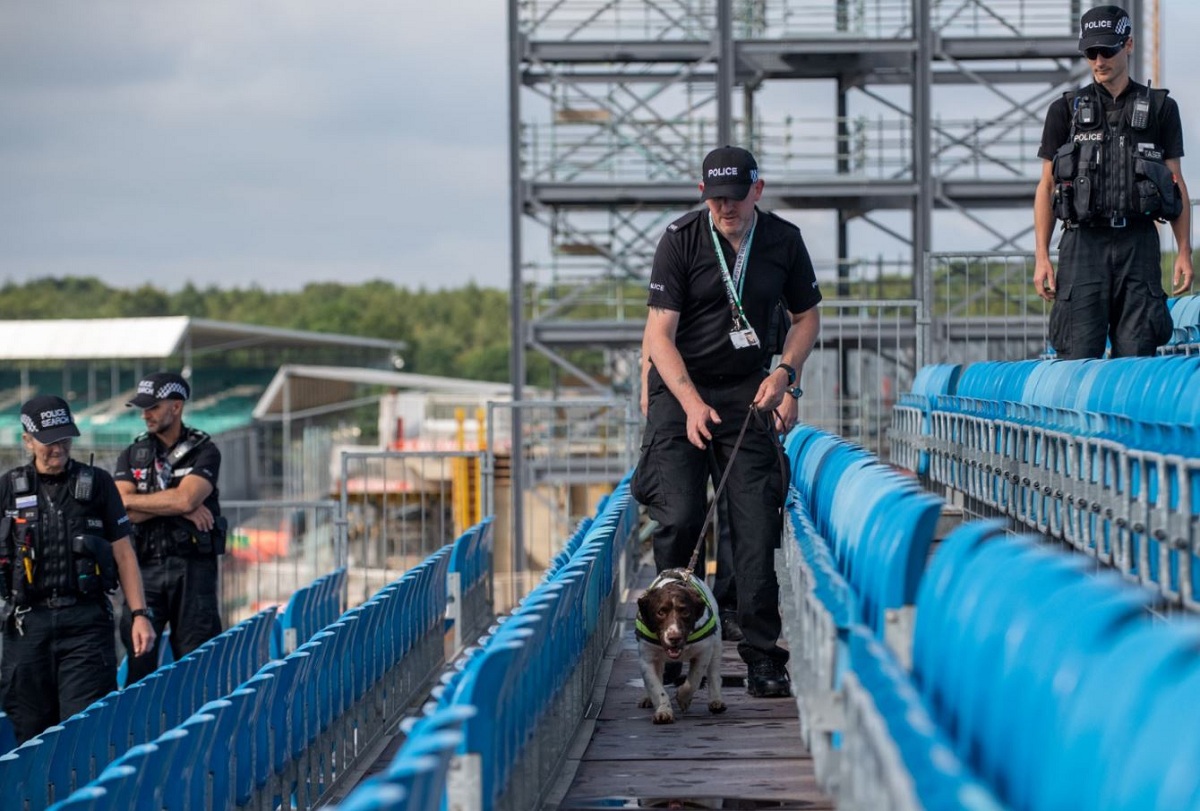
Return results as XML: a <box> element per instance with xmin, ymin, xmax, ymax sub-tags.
<box><xmin>507</xmin><ymin>0</ymin><xmax>1144</xmax><ymax>394</ymax></box>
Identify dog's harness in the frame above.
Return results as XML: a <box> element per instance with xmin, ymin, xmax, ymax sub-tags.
<box><xmin>634</xmin><ymin>568</ymin><xmax>719</xmax><ymax>645</ymax></box>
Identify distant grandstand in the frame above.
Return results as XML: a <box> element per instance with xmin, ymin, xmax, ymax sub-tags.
<box><xmin>0</xmin><ymin>316</ymin><xmax>407</xmax><ymax>495</ymax></box>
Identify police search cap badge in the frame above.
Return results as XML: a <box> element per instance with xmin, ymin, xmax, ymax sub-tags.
<box><xmin>700</xmin><ymin>145</ymin><xmax>759</xmax><ymax>202</ymax></box>
<box><xmin>20</xmin><ymin>395</ymin><xmax>81</xmax><ymax>444</ymax></box>
<box><xmin>126</xmin><ymin>372</ymin><xmax>191</xmax><ymax>409</ymax></box>
<box><xmin>1078</xmin><ymin>5</ymin><xmax>1131</xmax><ymax>52</ymax></box>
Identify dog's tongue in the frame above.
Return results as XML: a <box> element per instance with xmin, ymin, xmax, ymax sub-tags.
<box><xmin>666</xmin><ymin>647</ymin><xmax>683</xmax><ymax>660</ymax></box>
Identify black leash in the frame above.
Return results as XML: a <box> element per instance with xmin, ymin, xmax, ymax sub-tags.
<box><xmin>684</xmin><ymin>405</ymin><xmax>785</xmax><ymax>576</ymax></box>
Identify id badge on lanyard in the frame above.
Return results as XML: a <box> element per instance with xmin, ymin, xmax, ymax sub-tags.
<box><xmin>710</xmin><ymin>212</ymin><xmax>759</xmax><ymax>350</ymax></box>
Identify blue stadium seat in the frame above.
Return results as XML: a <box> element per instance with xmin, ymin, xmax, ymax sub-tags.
<box><xmin>335</xmin><ymin>778</ymin><xmax>407</xmax><ymax>811</ymax></box>
<box><xmin>45</xmin><ymin>785</ymin><xmax>109</xmax><ymax>811</ymax></box>
<box><xmin>0</xmin><ymin>711</ymin><xmax>15</xmax><ymax>755</ymax></box>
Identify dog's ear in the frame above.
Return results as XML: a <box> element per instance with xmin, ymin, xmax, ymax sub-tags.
<box><xmin>637</xmin><ymin>591</ymin><xmax>654</xmax><ymax>618</ymax></box>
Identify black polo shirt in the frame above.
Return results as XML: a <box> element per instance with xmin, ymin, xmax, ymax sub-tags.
<box><xmin>647</xmin><ymin>207</ymin><xmax>821</xmax><ymax>382</ymax></box>
<box><xmin>1038</xmin><ymin>80</ymin><xmax>1184</xmax><ymax>161</ymax></box>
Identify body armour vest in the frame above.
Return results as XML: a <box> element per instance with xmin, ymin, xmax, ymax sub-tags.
<box><xmin>1051</xmin><ymin>85</ymin><xmax>1183</xmax><ymax>225</ymax></box>
<box><xmin>2</xmin><ymin>462</ymin><xmax>115</xmax><ymax>605</ymax></box>
<box><xmin>128</xmin><ymin>427</ymin><xmax>218</xmax><ymax>554</ymax></box>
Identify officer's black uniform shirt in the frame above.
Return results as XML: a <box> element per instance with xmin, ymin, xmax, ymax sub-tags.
<box><xmin>647</xmin><ymin>208</ymin><xmax>822</xmax><ymax>382</ymax></box>
<box><xmin>1038</xmin><ymin>80</ymin><xmax>1185</xmax><ymax>161</ymax></box>
<box><xmin>0</xmin><ymin>460</ymin><xmax>130</xmax><ymax>544</ymax></box>
<box><xmin>113</xmin><ymin>425</ymin><xmax>222</xmax><ymax>515</ymax></box>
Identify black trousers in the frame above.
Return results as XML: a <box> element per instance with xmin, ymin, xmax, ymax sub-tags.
<box><xmin>121</xmin><ymin>555</ymin><xmax>222</xmax><ymax>686</ymax></box>
<box><xmin>0</xmin><ymin>601</ymin><xmax>116</xmax><ymax>744</ymax></box>
<box><xmin>632</xmin><ymin>368</ymin><xmax>789</xmax><ymax>666</ymax></box>
<box><xmin>1050</xmin><ymin>220</ymin><xmax>1174</xmax><ymax>359</ymax></box>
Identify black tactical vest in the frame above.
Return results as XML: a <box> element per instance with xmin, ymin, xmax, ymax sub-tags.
<box><xmin>3</xmin><ymin>461</ymin><xmax>114</xmax><ymax>605</ymax></box>
<box><xmin>1051</xmin><ymin>85</ymin><xmax>1183</xmax><ymax>225</ymax></box>
<box><xmin>128</xmin><ymin>428</ymin><xmax>219</xmax><ymax>558</ymax></box>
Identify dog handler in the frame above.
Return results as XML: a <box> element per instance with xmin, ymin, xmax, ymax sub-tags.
<box><xmin>0</xmin><ymin>396</ymin><xmax>155</xmax><ymax>743</ymax></box>
<box><xmin>633</xmin><ymin>145</ymin><xmax>821</xmax><ymax>698</ymax></box>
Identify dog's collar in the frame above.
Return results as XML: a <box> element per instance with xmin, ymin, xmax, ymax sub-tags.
<box><xmin>634</xmin><ymin>569</ymin><xmax>719</xmax><ymax>644</ymax></box>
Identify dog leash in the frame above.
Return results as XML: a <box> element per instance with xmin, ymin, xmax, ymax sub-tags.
<box><xmin>684</xmin><ymin>404</ymin><xmax>782</xmax><ymax>577</ymax></box>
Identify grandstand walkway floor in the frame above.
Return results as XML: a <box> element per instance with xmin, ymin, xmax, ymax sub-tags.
<box><xmin>543</xmin><ymin>559</ymin><xmax>834</xmax><ymax>810</ymax></box>
<box><xmin>330</xmin><ymin>556</ymin><xmax>834</xmax><ymax>809</ymax></box>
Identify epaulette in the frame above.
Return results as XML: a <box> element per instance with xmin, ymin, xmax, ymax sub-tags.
<box><xmin>762</xmin><ymin>209</ymin><xmax>801</xmax><ymax>233</ymax></box>
<box><xmin>665</xmin><ymin>209</ymin><xmax>702</xmax><ymax>233</ymax></box>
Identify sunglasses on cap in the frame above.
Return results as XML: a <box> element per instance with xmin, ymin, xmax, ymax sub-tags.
<box><xmin>1085</xmin><ymin>43</ymin><xmax>1124</xmax><ymax>60</ymax></box>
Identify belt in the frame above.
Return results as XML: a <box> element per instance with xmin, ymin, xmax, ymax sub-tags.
<box><xmin>1072</xmin><ymin>215</ymin><xmax>1146</xmax><ymax>229</ymax></box>
<box><xmin>691</xmin><ymin>370</ymin><xmax>762</xmax><ymax>388</ymax></box>
<box><xmin>34</xmin><ymin>594</ymin><xmax>80</xmax><ymax>609</ymax></box>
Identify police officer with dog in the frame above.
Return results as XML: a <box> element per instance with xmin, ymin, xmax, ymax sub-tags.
<box><xmin>0</xmin><ymin>395</ymin><xmax>155</xmax><ymax>743</ymax></box>
<box><xmin>115</xmin><ymin>372</ymin><xmax>225</xmax><ymax>685</ymax></box>
<box><xmin>633</xmin><ymin>145</ymin><xmax>821</xmax><ymax>698</ymax></box>
<box><xmin>1034</xmin><ymin>4</ymin><xmax>1193</xmax><ymax>359</ymax></box>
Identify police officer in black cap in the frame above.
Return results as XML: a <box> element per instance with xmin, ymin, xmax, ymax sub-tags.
<box><xmin>0</xmin><ymin>395</ymin><xmax>155</xmax><ymax>743</ymax></box>
<box><xmin>1035</xmin><ymin>4</ymin><xmax>1193</xmax><ymax>358</ymax></box>
<box><xmin>114</xmin><ymin>372</ymin><xmax>225</xmax><ymax>686</ymax></box>
<box><xmin>633</xmin><ymin>145</ymin><xmax>822</xmax><ymax>698</ymax></box>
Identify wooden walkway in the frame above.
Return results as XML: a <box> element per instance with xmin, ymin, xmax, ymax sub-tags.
<box><xmin>544</xmin><ymin>560</ymin><xmax>835</xmax><ymax>810</ymax></box>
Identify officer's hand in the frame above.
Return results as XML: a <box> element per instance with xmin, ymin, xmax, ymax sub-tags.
<box><xmin>1034</xmin><ymin>257</ymin><xmax>1057</xmax><ymax>302</ymax></box>
<box><xmin>774</xmin><ymin>395</ymin><xmax>798</xmax><ymax>435</ymax></box>
<box><xmin>185</xmin><ymin>505</ymin><xmax>214</xmax><ymax>532</ymax></box>
<box><xmin>753</xmin><ymin>374</ymin><xmax>787</xmax><ymax>413</ymax></box>
<box><xmin>1172</xmin><ymin>253</ymin><xmax>1194</xmax><ymax>296</ymax></box>
<box><xmin>683</xmin><ymin>400</ymin><xmax>720</xmax><ymax>449</ymax></box>
<box><xmin>131</xmin><ymin>616</ymin><xmax>157</xmax><ymax>658</ymax></box>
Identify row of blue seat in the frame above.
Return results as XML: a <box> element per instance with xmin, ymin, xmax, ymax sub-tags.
<box><xmin>445</xmin><ymin>516</ymin><xmax>496</xmax><ymax>655</ymax></box>
<box><xmin>272</xmin><ymin>566</ymin><xmax>348</xmax><ymax>657</ymax></box>
<box><xmin>47</xmin><ymin>540</ymin><xmax>457</xmax><ymax>811</ymax></box>
<box><xmin>1</xmin><ymin>606</ymin><xmax>277</xmax><ymax>810</ymax></box>
<box><xmin>778</xmin><ymin>427</ymin><xmax>1004</xmax><ymax>806</ymax></box>
<box><xmin>913</xmin><ymin>522</ymin><xmax>1200</xmax><ymax>811</ymax></box>
<box><xmin>1165</xmin><ymin>292</ymin><xmax>1200</xmax><ymax>349</ymax></box>
<box><xmin>332</xmin><ymin>476</ymin><xmax>639</xmax><ymax>811</ymax></box>
<box><xmin>892</xmin><ymin>356</ymin><xmax>1200</xmax><ymax>608</ymax></box>
<box><xmin>791</xmin><ymin>395</ymin><xmax>1200</xmax><ymax>810</ymax></box>
<box><xmin>785</xmin><ymin>424</ymin><xmax>941</xmax><ymax>637</ymax></box>
<box><xmin>2</xmin><ymin>513</ymin><xmax>492</xmax><ymax>811</ymax></box>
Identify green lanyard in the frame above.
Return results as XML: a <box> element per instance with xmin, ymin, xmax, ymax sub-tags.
<box><xmin>708</xmin><ymin>211</ymin><xmax>756</xmax><ymax>330</ymax></box>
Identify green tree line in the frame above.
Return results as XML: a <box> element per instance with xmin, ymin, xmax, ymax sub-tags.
<box><xmin>0</xmin><ymin>277</ymin><xmax>531</xmax><ymax>383</ymax></box>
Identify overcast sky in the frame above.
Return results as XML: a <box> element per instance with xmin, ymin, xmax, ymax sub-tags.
<box><xmin>1</xmin><ymin>3</ymin><xmax>1197</xmax><ymax>292</ymax></box>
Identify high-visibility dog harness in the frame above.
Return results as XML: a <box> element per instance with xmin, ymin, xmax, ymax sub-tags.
<box><xmin>634</xmin><ymin>568</ymin><xmax>719</xmax><ymax>645</ymax></box>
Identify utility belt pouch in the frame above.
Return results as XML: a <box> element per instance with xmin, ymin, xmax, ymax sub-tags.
<box><xmin>1073</xmin><ymin>143</ymin><xmax>1101</xmax><ymax>222</ymax></box>
<box><xmin>1051</xmin><ymin>143</ymin><xmax>1077</xmax><ymax>222</ymax></box>
<box><xmin>168</xmin><ymin>526</ymin><xmax>198</xmax><ymax>556</ymax></box>
<box><xmin>0</xmin><ymin>516</ymin><xmax>12</xmax><ymax>603</ymax></box>
<box><xmin>11</xmin><ymin>543</ymin><xmax>32</xmax><ymax>607</ymax></box>
<box><xmin>1133</xmin><ymin>156</ymin><xmax>1183</xmax><ymax>221</ymax></box>
<box><xmin>72</xmin><ymin>534</ymin><xmax>118</xmax><ymax>596</ymax></box>
<box><xmin>211</xmin><ymin>516</ymin><xmax>228</xmax><ymax>556</ymax></box>
<box><xmin>11</xmin><ymin>517</ymin><xmax>36</xmax><ymax>605</ymax></box>
<box><xmin>169</xmin><ymin>519</ymin><xmax>222</xmax><ymax>557</ymax></box>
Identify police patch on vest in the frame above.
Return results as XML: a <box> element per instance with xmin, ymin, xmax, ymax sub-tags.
<box><xmin>15</xmin><ymin>495</ymin><xmax>36</xmax><ymax>510</ymax></box>
<box><xmin>132</xmin><ymin>446</ymin><xmax>154</xmax><ymax>466</ymax></box>
<box><xmin>86</xmin><ymin>518</ymin><xmax>103</xmax><ymax>529</ymax></box>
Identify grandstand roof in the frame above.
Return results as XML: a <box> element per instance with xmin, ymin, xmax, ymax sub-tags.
<box><xmin>0</xmin><ymin>317</ymin><xmax>404</xmax><ymax>361</ymax></box>
<box><xmin>253</xmin><ymin>365</ymin><xmax>512</xmax><ymax>419</ymax></box>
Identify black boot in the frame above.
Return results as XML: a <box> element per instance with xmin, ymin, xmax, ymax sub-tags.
<box><xmin>719</xmin><ymin>609</ymin><xmax>744</xmax><ymax>642</ymax></box>
<box><xmin>746</xmin><ymin>659</ymin><xmax>791</xmax><ymax>698</ymax></box>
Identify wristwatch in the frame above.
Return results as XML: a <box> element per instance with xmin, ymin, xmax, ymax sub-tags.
<box><xmin>775</xmin><ymin>362</ymin><xmax>796</xmax><ymax>385</ymax></box>
<box><xmin>786</xmin><ymin>385</ymin><xmax>804</xmax><ymax>400</ymax></box>
<box><xmin>131</xmin><ymin>608</ymin><xmax>155</xmax><ymax>622</ymax></box>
